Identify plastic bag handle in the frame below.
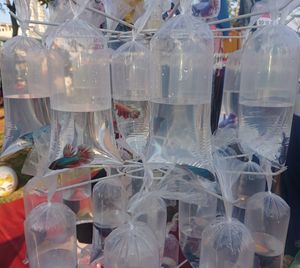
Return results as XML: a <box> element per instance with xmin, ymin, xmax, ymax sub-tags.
<box><xmin>132</xmin><ymin>0</ymin><xmax>160</xmax><ymax>40</ymax></box>
<box><xmin>280</xmin><ymin>0</ymin><xmax>300</xmax><ymax>23</ymax></box>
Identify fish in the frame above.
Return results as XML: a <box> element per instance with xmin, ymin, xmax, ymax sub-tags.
<box><xmin>19</xmin><ymin>125</ymin><xmax>51</xmax><ymax>144</ymax></box>
<box><xmin>275</xmin><ymin>132</ymin><xmax>290</xmax><ymax>165</ymax></box>
<box><xmin>218</xmin><ymin>113</ymin><xmax>238</xmax><ymax>129</ymax></box>
<box><xmin>179</xmin><ymin>164</ymin><xmax>215</xmax><ymax>181</ymax></box>
<box><xmin>49</xmin><ymin>144</ymin><xmax>94</xmax><ymax>170</ymax></box>
<box><xmin>114</xmin><ymin>103</ymin><xmax>140</xmax><ymax>119</ymax></box>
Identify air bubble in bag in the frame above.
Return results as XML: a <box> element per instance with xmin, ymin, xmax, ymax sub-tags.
<box><xmin>245</xmin><ymin>192</ymin><xmax>290</xmax><ymax>268</ymax></box>
<box><xmin>238</xmin><ymin>15</ymin><xmax>300</xmax><ymax>167</ymax></box>
<box><xmin>146</xmin><ymin>0</ymin><xmax>214</xmax><ymax>170</ymax></box>
<box><xmin>47</xmin><ymin>13</ymin><xmax>122</xmax><ymax>170</ymax></box>
<box><xmin>104</xmin><ymin>221</ymin><xmax>160</xmax><ymax>268</ymax></box>
<box><xmin>25</xmin><ymin>202</ymin><xmax>77</xmax><ymax>268</ymax></box>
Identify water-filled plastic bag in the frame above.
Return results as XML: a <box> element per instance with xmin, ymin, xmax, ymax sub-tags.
<box><xmin>239</xmin><ymin>23</ymin><xmax>300</xmax><ymax>167</ymax></box>
<box><xmin>245</xmin><ymin>192</ymin><xmax>290</xmax><ymax>268</ymax></box>
<box><xmin>25</xmin><ymin>202</ymin><xmax>77</xmax><ymax>268</ymax></box>
<box><xmin>146</xmin><ymin>9</ymin><xmax>214</xmax><ymax>170</ymax></box>
<box><xmin>200</xmin><ymin>217</ymin><xmax>255</xmax><ymax>268</ymax></box>
<box><xmin>104</xmin><ymin>221</ymin><xmax>160</xmax><ymax>268</ymax></box>
<box><xmin>47</xmin><ymin>15</ymin><xmax>122</xmax><ymax>170</ymax></box>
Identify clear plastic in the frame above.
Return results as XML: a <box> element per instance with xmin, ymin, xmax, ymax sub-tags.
<box><xmin>0</xmin><ymin>37</ymin><xmax>51</xmax><ymax>158</ymax></box>
<box><xmin>232</xmin><ymin>160</ymin><xmax>266</xmax><ymax>210</ymax></box>
<box><xmin>91</xmin><ymin>177</ymin><xmax>128</xmax><ymax>262</ymax></box>
<box><xmin>25</xmin><ymin>202</ymin><xmax>77</xmax><ymax>268</ymax></box>
<box><xmin>128</xmin><ymin>192</ymin><xmax>167</xmax><ymax>258</ymax></box>
<box><xmin>245</xmin><ymin>192</ymin><xmax>290</xmax><ymax>268</ymax></box>
<box><xmin>146</xmin><ymin>9</ymin><xmax>214</xmax><ymax>169</ymax></box>
<box><xmin>112</xmin><ymin>41</ymin><xmax>151</xmax><ymax>157</ymax></box>
<box><xmin>192</xmin><ymin>0</ymin><xmax>221</xmax><ymax>18</ymax></box>
<box><xmin>23</xmin><ymin>174</ymin><xmax>61</xmax><ymax>217</ymax></box>
<box><xmin>163</xmin><ymin>233</ymin><xmax>179</xmax><ymax>268</ymax></box>
<box><xmin>239</xmin><ymin>23</ymin><xmax>300</xmax><ymax>167</ymax></box>
<box><xmin>179</xmin><ymin>193</ymin><xmax>218</xmax><ymax>268</ymax></box>
<box><xmin>200</xmin><ymin>217</ymin><xmax>255</xmax><ymax>268</ymax></box>
<box><xmin>47</xmin><ymin>14</ymin><xmax>122</xmax><ymax>169</ymax></box>
<box><xmin>58</xmin><ymin>168</ymin><xmax>92</xmax><ymax>221</ymax></box>
<box><xmin>104</xmin><ymin>221</ymin><xmax>160</xmax><ymax>268</ymax></box>
<box><xmin>219</xmin><ymin>50</ymin><xmax>242</xmax><ymax>129</ymax></box>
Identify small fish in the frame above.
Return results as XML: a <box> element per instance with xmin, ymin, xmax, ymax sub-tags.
<box><xmin>179</xmin><ymin>164</ymin><xmax>215</xmax><ymax>181</ymax></box>
<box><xmin>276</xmin><ymin>132</ymin><xmax>289</xmax><ymax>165</ymax></box>
<box><xmin>49</xmin><ymin>144</ymin><xmax>94</xmax><ymax>170</ymax></box>
<box><xmin>114</xmin><ymin>103</ymin><xmax>140</xmax><ymax>119</ymax></box>
<box><xmin>19</xmin><ymin>125</ymin><xmax>51</xmax><ymax>144</ymax></box>
<box><xmin>218</xmin><ymin>113</ymin><xmax>238</xmax><ymax>129</ymax></box>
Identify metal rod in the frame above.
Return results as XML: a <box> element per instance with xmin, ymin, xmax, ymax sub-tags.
<box><xmin>86</xmin><ymin>6</ymin><xmax>135</xmax><ymax>30</ymax></box>
<box><xmin>208</xmin><ymin>11</ymin><xmax>266</xmax><ymax>25</ymax></box>
<box><xmin>56</xmin><ymin>172</ymin><xmax>124</xmax><ymax>192</ymax></box>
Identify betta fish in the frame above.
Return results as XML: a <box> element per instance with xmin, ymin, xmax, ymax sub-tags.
<box><xmin>276</xmin><ymin>132</ymin><xmax>290</xmax><ymax>165</ymax></box>
<box><xmin>49</xmin><ymin>144</ymin><xmax>94</xmax><ymax>170</ymax></box>
<box><xmin>179</xmin><ymin>164</ymin><xmax>215</xmax><ymax>181</ymax></box>
<box><xmin>218</xmin><ymin>113</ymin><xmax>238</xmax><ymax>129</ymax></box>
<box><xmin>114</xmin><ymin>103</ymin><xmax>140</xmax><ymax>119</ymax></box>
<box><xmin>19</xmin><ymin>125</ymin><xmax>51</xmax><ymax>144</ymax></box>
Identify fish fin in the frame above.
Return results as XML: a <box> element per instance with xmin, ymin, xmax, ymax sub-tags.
<box><xmin>63</xmin><ymin>144</ymin><xmax>76</xmax><ymax>157</ymax></box>
<box><xmin>76</xmin><ymin>145</ymin><xmax>94</xmax><ymax>165</ymax></box>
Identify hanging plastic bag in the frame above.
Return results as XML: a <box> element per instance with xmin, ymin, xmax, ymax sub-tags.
<box><xmin>238</xmin><ymin>0</ymin><xmax>300</xmax><ymax>167</ymax></box>
<box><xmin>245</xmin><ymin>192</ymin><xmax>290</xmax><ymax>268</ymax></box>
<box><xmin>112</xmin><ymin>41</ymin><xmax>151</xmax><ymax>158</ymax></box>
<box><xmin>91</xmin><ymin>177</ymin><xmax>129</xmax><ymax>262</ymax></box>
<box><xmin>179</xmin><ymin>191</ymin><xmax>218</xmax><ymax>268</ymax></box>
<box><xmin>47</xmin><ymin>0</ymin><xmax>122</xmax><ymax>171</ymax></box>
<box><xmin>25</xmin><ymin>202</ymin><xmax>77</xmax><ymax>268</ymax></box>
<box><xmin>200</xmin><ymin>217</ymin><xmax>255</xmax><ymax>268</ymax></box>
<box><xmin>218</xmin><ymin>50</ymin><xmax>242</xmax><ymax>129</ymax></box>
<box><xmin>128</xmin><ymin>191</ymin><xmax>167</xmax><ymax>258</ymax></box>
<box><xmin>22</xmin><ymin>125</ymin><xmax>51</xmax><ymax>176</ymax></box>
<box><xmin>146</xmin><ymin>0</ymin><xmax>214</xmax><ymax>170</ymax></box>
<box><xmin>104</xmin><ymin>221</ymin><xmax>161</xmax><ymax>268</ymax></box>
<box><xmin>58</xmin><ymin>168</ymin><xmax>92</xmax><ymax>221</ymax></box>
<box><xmin>23</xmin><ymin>174</ymin><xmax>61</xmax><ymax>217</ymax></box>
<box><xmin>0</xmin><ymin>0</ymin><xmax>51</xmax><ymax>160</ymax></box>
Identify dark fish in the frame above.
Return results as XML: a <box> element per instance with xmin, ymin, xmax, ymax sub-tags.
<box><xmin>49</xmin><ymin>144</ymin><xmax>94</xmax><ymax>170</ymax></box>
<box><xmin>276</xmin><ymin>132</ymin><xmax>289</xmax><ymax>165</ymax></box>
<box><xmin>218</xmin><ymin>113</ymin><xmax>238</xmax><ymax>129</ymax></box>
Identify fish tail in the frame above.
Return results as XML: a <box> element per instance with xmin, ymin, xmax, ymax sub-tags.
<box><xmin>76</xmin><ymin>145</ymin><xmax>94</xmax><ymax>165</ymax></box>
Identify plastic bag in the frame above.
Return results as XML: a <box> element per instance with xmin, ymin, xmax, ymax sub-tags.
<box><xmin>238</xmin><ymin>13</ymin><xmax>300</xmax><ymax>167</ymax></box>
<box><xmin>192</xmin><ymin>0</ymin><xmax>221</xmax><ymax>18</ymax></box>
<box><xmin>104</xmin><ymin>221</ymin><xmax>160</xmax><ymax>268</ymax></box>
<box><xmin>47</xmin><ymin>4</ymin><xmax>122</xmax><ymax>170</ymax></box>
<box><xmin>22</xmin><ymin>125</ymin><xmax>51</xmax><ymax>176</ymax></box>
<box><xmin>112</xmin><ymin>41</ymin><xmax>151</xmax><ymax>157</ymax></box>
<box><xmin>200</xmin><ymin>217</ymin><xmax>255</xmax><ymax>268</ymax></box>
<box><xmin>23</xmin><ymin>174</ymin><xmax>61</xmax><ymax>217</ymax></box>
<box><xmin>179</xmin><ymin>192</ymin><xmax>218</xmax><ymax>268</ymax></box>
<box><xmin>91</xmin><ymin>177</ymin><xmax>129</xmax><ymax>262</ymax></box>
<box><xmin>25</xmin><ymin>202</ymin><xmax>77</xmax><ymax>268</ymax></box>
<box><xmin>58</xmin><ymin>168</ymin><xmax>92</xmax><ymax>221</ymax></box>
<box><xmin>218</xmin><ymin>50</ymin><xmax>242</xmax><ymax>129</ymax></box>
<box><xmin>245</xmin><ymin>192</ymin><xmax>290</xmax><ymax>268</ymax></box>
<box><xmin>128</xmin><ymin>192</ymin><xmax>167</xmax><ymax>257</ymax></box>
<box><xmin>146</xmin><ymin>0</ymin><xmax>214</xmax><ymax>170</ymax></box>
<box><xmin>0</xmin><ymin>0</ymin><xmax>51</xmax><ymax>159</ymax></box>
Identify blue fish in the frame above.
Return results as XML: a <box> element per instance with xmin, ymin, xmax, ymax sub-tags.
<box><xmin>19</xmin><ymin>125</ymin><xmax>50</xmax><ymax>144</ymax></box>
<box><xmin>219</xmin><ymin>113</ymin><xmax>238</xmax><ymax>129</ymax></box>
<box><xmin>49</xmin><ymin>144</ymin><xmax>94</xmax><ymax>170</ymax></box>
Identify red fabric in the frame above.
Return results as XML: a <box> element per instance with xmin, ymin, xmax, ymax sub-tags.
<box><xmin>0</xmin><ymin>199</ymin><xmax>28</xmax><ymax>268</ymax></box>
